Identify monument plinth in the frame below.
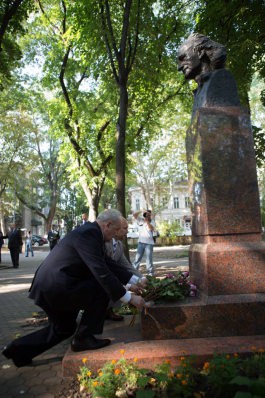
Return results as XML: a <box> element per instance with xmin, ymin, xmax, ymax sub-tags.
<box><xmin>141</xmin><ymin>33</ymin><xmax>265</xmax><ymax>340</ymax></box>
<box><xmin>188</xmin><ymin>106</ymin><xmax>265</xmax><ymax>302</ymax></box>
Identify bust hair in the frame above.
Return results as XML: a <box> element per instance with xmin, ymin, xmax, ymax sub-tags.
<box><xmin>182</xmin><ymin>32</ymin><xmax>226</xmax><ymax>70</ymax></box>
<box><xmin>96</xmin><ymin>209</ymin><xmax>122</xmax><ymax>223</ymax></box>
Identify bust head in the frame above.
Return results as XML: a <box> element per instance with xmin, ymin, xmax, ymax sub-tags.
<box><xmin>177</xmin><ymin>33</ymin><xmax>226</xmax><ymax>83</ymax></box>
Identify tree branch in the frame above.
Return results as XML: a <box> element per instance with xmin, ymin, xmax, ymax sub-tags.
<box><xmin>99</xmin><ymin>0</ymin><xmax>119</xmax><ymax>83</ymax></box>
<box><xmin>127</xmin><ymin>0</ymin><xmax>140</xmax><ymax>73</ymax></box>
<box><xmin>0</xmin><ymin>0</ymin><xmax>24</xmax><ymax>51</ymax></box>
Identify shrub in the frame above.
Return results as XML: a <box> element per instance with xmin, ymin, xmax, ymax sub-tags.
<box><xmin>77</xmin><ymin>349</ymin><xmax>265</xmax><ymax>398</ymax></box>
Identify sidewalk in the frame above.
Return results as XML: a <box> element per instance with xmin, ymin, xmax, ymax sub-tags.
<box><xmin>0</xmin><ymin>245</ymin><xmax>188</xmax><ymax>398</ymax></box>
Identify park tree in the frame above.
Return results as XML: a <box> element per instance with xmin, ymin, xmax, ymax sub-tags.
<box><xmin>0</xmin><ymin>71</ymin><xmax>68</xmax><ymax>232</ymax></box>
<box><xmin>20</xmin><ymin>0</ymin><xmax>118</xmax><ymax>220</ymax></box>
<box><xmin>13</xmin><ymin>86</ymin><xmax>68</xmax><ymax>233</ymax></box>
<box><xmin>0</xmin><ymin>0</ymin><xmax>34</xmax><ymax>88</ymax></box>
<box><xmin>19</xmin><ymin>0</ymin><xmax>193</xmax><ymax>219</ymax></box>
<box><xmin>129</xmin><ymin>110</ymin><xmax>189</xmax><ymax>215</ymax></box>
<box><xmin>75</xmin><ymin>0</ymin><xmax>193</xmax><ymax>215</ymax></box>
<box><xmin>15</xmin><ymin>134</ymin><xmax>67</xmax><ymax>234</ymax></box>
<box><xmin>0</xmin><ymin>86</ymin><xmax>32</xmax><ymax>207</ymax></box>
<box><xmin>4</xmin><ymin>0</ymin><xmax>265</xmax><ymax>227</ymax></box>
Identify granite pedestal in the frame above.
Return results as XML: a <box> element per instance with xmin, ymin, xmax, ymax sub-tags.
<box><xmin>141</xmin><ymin>106</ymin><xmax>265</xmax><ymax>340</ymax></box>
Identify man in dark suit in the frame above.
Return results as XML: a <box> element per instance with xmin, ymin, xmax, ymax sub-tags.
<box><xmin>2</xmin><ymin>209</ymin><xmax>146</xmax><ymax>367</ymax></box>
<box><xmin>105</xmin><ymin>217</ymin><xmax>145</xmax><ymax>321</ymax></box>
<box><xmin>8</xmin><ymin>224</ymin><xmax>23</xmax><ymax>268</ymax></box>
<box><xmin>47</xmin><ymin>226</ymin><xmax>60</xmax><ymax>250</ymax></box>
<box><xmin>81</xmin><ymin>212</ymin><xmax>89</xmax><ymax>224</ymax></box>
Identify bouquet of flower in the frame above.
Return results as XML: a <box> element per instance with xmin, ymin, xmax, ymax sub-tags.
<box><xmin>142</xmin><ymin>271</ymin><xmax>197</xmax><ymax>304</ymax></box>
<box><xmin>129</xmin><ymin>272</ymin><xmax>197</xmax><ymax>326</ymax></box>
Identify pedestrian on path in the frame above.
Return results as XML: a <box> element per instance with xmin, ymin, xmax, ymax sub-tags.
<box><xmin>7</xmin><ymin>224</ymin><xmax>23</xmax><ymax>268</ymax></box>
<box><xmin>47</xmin><ymin>226</ymin><xmax>60</xmax><ymax>250</ymax></box>
<box><xmin>2</xmin><ymin>209</ymin><xmax>147</xmax><ymax>368</ymax></box>
<box><xmin>25</xmin><ymin>231</ymin><xmax>34</xmax><ymax>257</ymax></box>
<box><xmin>132</xmin><ymin>210</ymin><xmax>156</xmax><ymax>275</ymax></box>
<box><xmin>0</xmin><ymin>230</ymin><xmax>7</xmax><ymax>263</ymax></box>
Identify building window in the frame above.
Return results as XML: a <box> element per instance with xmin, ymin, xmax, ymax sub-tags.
<box><xmin>162</xmin><ymin>197</ymin><xmax>168</xmax><ymax>207</ymax></box>
<box><xmin>185</xmin><ymin>197</ymin><xmax>190</xmax><ymax>208</ymax></box>
<box><xmin>173</xmin><ymin>197</ymin><xmax>179</xmax><ymax>209</ymax></box>
<box><xmin>185</xmin><ymin>219</ymin><xmax>191</xmax><ymax>228</ymax></box>
<box><xmin>136</xmin><ymin>198</ymin><xmax>140</xmax><ymax>210</ymax></box>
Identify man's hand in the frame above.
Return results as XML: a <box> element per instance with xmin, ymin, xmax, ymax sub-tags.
<box><xmin>129</xmin><ymin>294</ymin><xmax>146</xmax><ymax>309</ymax></box>
<box><xmin>137</xmin><ymin>277</ymin><xmax>147</xmax><ymax>289</ymax></box>
<box><xmin>129</xmin><ymin>284</ymin><xmax>144</xmax><ymax>295</ymax></box>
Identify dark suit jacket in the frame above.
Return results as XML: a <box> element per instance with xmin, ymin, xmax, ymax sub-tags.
<box><xmin>29</xmin><ymin>222</ymin><xmax>132</xmax><ymax>311</ymax></box>
<box><xmin>8</xmin><ymin>229</ymin><xmax>23</xmax><ymax>249</ymax></box>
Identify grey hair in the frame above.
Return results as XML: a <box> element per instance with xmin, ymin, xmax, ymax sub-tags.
<box><xmin>96</xmin><ymin>209</ymin><xmax>122</xmax><ymax>223</ymax></box>
<box><xmin>181</xmin><ymin>33</ymin><xmax>226</xmax><ymax>70</ymax></box>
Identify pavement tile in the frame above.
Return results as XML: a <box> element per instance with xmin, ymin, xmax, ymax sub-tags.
<box><xmin>28</xmin><ymin>384</ymin><xmax>50</xmax><ymax>395</ymax></box>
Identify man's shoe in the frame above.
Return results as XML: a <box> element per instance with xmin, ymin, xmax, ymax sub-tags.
<box><xmin>2</xmin><ymin>344</ymin><xmax>32</xmax><ymax>367</ymax></box>
<box><xmin>105</xmin><ymin>308</ymin><xmax>124</xmax><ymax>321</ymax></box>
<box><xmin>71</xmin><ymin>335</ymin><xmax>111</xmax><ymax>352</ymax></box>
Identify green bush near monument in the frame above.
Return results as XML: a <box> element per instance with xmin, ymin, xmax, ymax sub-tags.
<box><xmin>76</xmin><ymin>350</ymin><xmax>265</xmax><ymax>398</ymax></box>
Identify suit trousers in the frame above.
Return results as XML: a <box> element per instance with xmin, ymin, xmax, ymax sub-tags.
<box><xmin>10</xmin><ymin>247</ymin><xmax>20</xmax><ymax>267</ymax></box>
<box><xmin>8</xmin><ymin>284</ymin><xmax>110</xmax><ymax>361</ymax></box>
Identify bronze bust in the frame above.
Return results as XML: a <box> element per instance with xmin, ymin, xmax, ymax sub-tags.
<box><xmin>178</xmin><ymin>33</ymin><xmax>240</xmax><ymax>110</ymax></box>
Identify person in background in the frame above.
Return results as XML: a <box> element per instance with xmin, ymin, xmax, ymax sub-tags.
<box><xmin>105</xmin><ymin>217</ymin><xmax>145</xmax><ymax>321</ymax></box>
<box><xmin>18</xmin><ymin>228</ymin><xmax>23</xmax><ymax>254</ymax></box>
<box><xmin>7</xmin><ymin>224</ymin><xmax>23</xmax><ymax>268</ymax></box>
<box><xmin>132</xmin><ymin>210</ymin><xmax>155</xmax><ymax>276</ymax></box>
<box><xmin>25</xmin><ymin>231</ymin><xmax>34</xmax><ymax>257</ymax></box>
<box><xmin>82</xmin><ymin>213</ymin><xmax>89</xmax><ymax>224</ymax></box>
<box><xmin>0</xmin><ymin>230</ymin><xmax>7</xmax><ymax>263</ymax></box>
<box><xmin>2</xmin><ymin>209</ymin><xmax>147</xmax><ymax>368</ymax></box>
<box><xmin>47</xmin><ymin>226</ymin><xmax>60</xmax><ymax>251</ymax></box>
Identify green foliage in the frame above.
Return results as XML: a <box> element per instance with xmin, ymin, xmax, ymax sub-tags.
<box><xmin>77</xmin><ymin>351</ymin><xmax>265</xmax><ymax>398</ymax></box>
<box><xmin>0</xmin><ymin>0</ymin><xmax>35</xmax><ymax>88</ymax></box>
<box><xmin>253</xmin><ymin>126</ymin><xmax>265</xmax><ymax>168</ymax></box>
<box><xmin>157</xmin><ymin>220</ymin><xmax>184</xmax><ymax>238</ymax></box>
<box><xmin>1</xmin><ymin>0</ymin><xmax>265</xmax><ymax>223</ymax></box>
<box><xmin>194</xmin><ymin>0</ymin><xmax>265</xmax><ymax>106</ymax></box>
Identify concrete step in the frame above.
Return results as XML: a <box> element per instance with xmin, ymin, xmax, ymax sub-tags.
<box><xmin>62</xmin><ymin>314</ymin><xmax>265</xmax><ymax>378</ymax></box>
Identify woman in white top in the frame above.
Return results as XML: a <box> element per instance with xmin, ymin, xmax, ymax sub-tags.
<box><xmin>132</xmin><ymin>210</ymin><xmax>155</xmax><ymax>275</ymax></box>
<box><xmin>25</xmin><ymin>231</ymin><xmax>34</xmax><ymax>257</ymax></box>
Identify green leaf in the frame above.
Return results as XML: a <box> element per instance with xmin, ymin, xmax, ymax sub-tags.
<box><xmin>136</xmin><ymin>390</ymin><xmax>155</xmax><ymax>398</ymax></box>
<box><xmin>233</xmin><ymin>393</ymin><xmax>252</xmax><ymax>398</ymax></box>
<box><xmin>230</xmin><ymin>376</ymin><xmax>252</xmax><ymax>387</ymax></box>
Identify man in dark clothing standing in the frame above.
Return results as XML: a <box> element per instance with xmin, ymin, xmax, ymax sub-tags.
<box><xmin>47</xmin><ymin>226</ymin><xmax>60</xmax><ymax>250</ymax></box>
<box><xmin>2</xmin><ymin>209</ymin><xmax>146</xmax><ymax>368</ymax></box>
<box><xmin>7</xmin><ymin>224</ymin><xmax>23</xmax><ymax>268</ymax></box>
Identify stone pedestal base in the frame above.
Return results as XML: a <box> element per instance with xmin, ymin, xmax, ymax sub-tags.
<box><xmin>141</xmin><ymin>238</ymin><xmax>265</xmax><ymax>340</ymax></box>
<box><xmin>141</xmin><ymin>293</ymin><xmax>265</xmax><ymax>340</ymax></box>
<box><xmin>189</xmin><ymin>238</ymin><xmax>265</xmax><ymax>298</ymax></box>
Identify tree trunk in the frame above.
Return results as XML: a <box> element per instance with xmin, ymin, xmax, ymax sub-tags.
<box><xmin>116</xmin><ymin>82</ymin><xmax>128</xmax><ymax>216</ymax></box>
<box><xmin>80</xmin><ymin>175</ymin><xmax>105</xmax><ymax>221</ymax></box>
<box><xmin>46</xmin><ymin>193</ymin><xmax>57</xmax><ymax>233</ymax></box>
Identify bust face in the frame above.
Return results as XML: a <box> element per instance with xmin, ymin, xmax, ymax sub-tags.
<box><xmin>177</xmin><ymin>42</ymin><xmax>202</xmax><ymax>80</ymax></box>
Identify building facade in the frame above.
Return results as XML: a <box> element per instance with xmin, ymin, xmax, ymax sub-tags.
<box><xmin>128</xmin><ymin>180</ymin><xmax>192</xmax><ymax>235</ymax></box>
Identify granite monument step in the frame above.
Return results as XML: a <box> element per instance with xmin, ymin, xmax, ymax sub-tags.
<box><xmin>62</xmin><ymin>315</ymin><xmax>265</xmax><ymax>378</ymax></box>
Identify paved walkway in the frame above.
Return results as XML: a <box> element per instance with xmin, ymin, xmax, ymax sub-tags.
<box><xmin>0</xmin><ymin>245</ymin><xmax>188</xmax><ymax>398</ymax></box>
